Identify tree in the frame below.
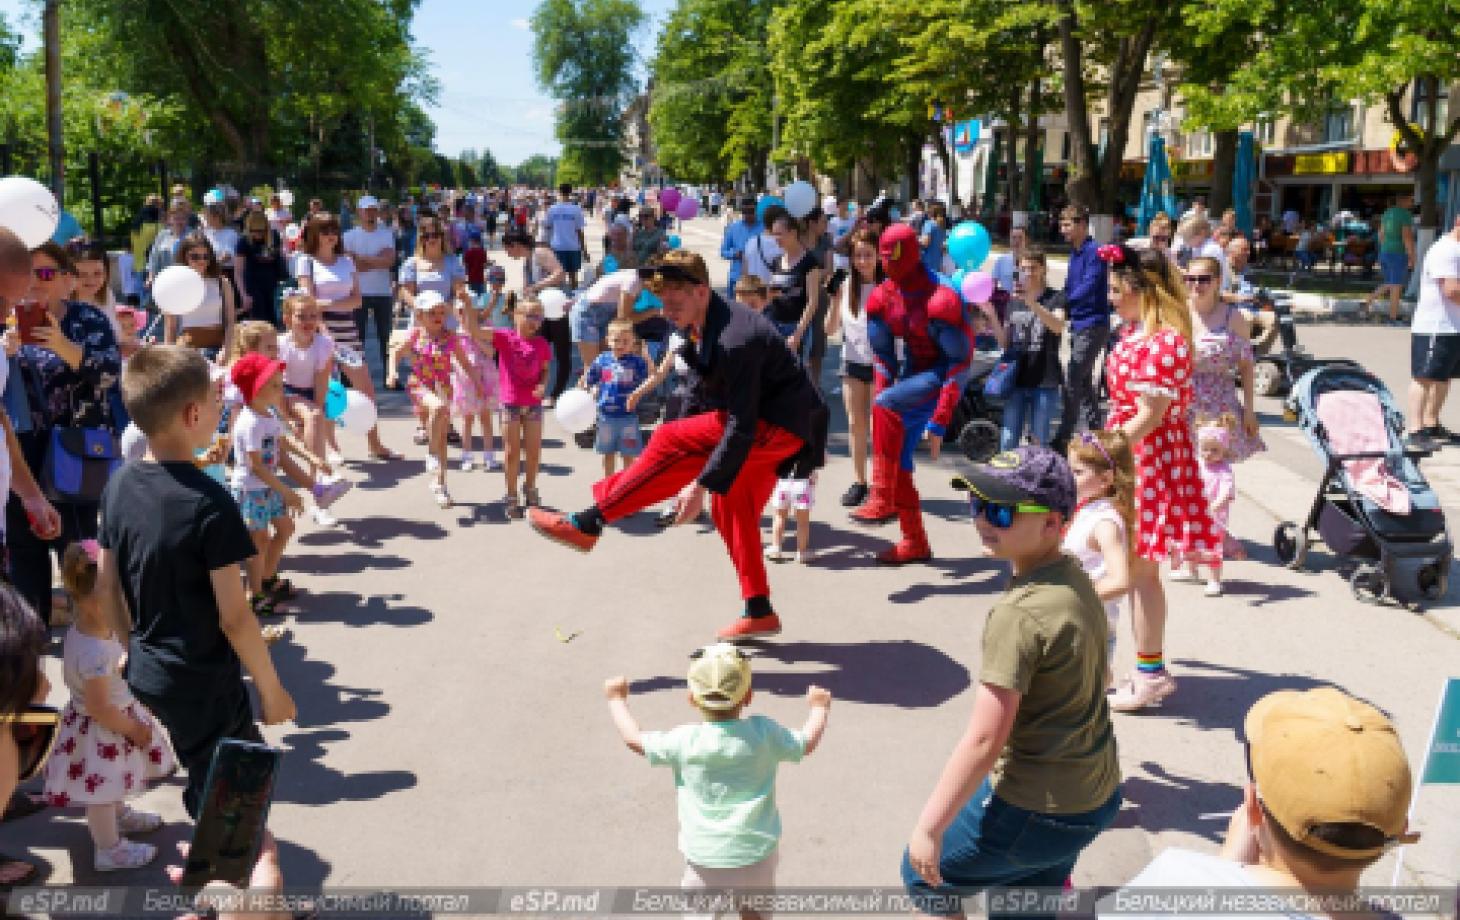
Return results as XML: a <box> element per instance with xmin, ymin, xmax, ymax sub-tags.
<box><xmin>648</xmin><ymin>0</ymin><xmax>774</xmax><ymax>185</ymax></box>
<box><xmin>531</xmin><ymin>0</ymin><xmax>644</xmax><ymax>186</ymax></box>
<box><xmin>514</xmin><ymin>154</ymin><xmax>559</xmax><ymax>188</ymax></box>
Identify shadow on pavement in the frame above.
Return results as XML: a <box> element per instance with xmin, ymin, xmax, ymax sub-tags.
<box><xmin>292</xmin><ymin>590</ymin><xmax>434</xmax><ymax>628</ymax></box>
<box><xmin>348</xmin><ymin>458</ymin><xmax>427</xmax><ymax>492</ymax></box>
<box><xmin>1119</xmin><ymin>761</ymin><xmax>1243</xmax><ymax>843</ymax></box>
<box><xmin>296</xmin><ymin>517</ymin><xmax>449</xmax><ymax>549</ymax></box>
<box><xmin>1204</xmin><ymin>577</ymin><xmax>1316</xmax><ymax>607</ymax></box>
<box><xmin>275</xmin><ymin>728</ymin><xmax>417</xmax><ymax>808</ymax></box>
<box><xmin>1146</xmin><ymin>659</ymin><xmax>1338</xmax><ymax>732</ymax></box>
<box><xmin>631</xmin><ymin>639</ymin><xmax>971</xmax><ymax>708</ymax></box>
<box><xmin>286</xmin><ymin>552</ymin><xmax>411</xmax><ymax>577</ymax></box>
<box><xmin>271</xmin><ymin>643</ymin><xmax>392</xmax><ymax>729</ymax></box>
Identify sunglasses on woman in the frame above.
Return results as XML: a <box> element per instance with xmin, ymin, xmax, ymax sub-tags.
<box><xmin>185</xmin><ymin>252</ymin><xmax>210</xmax><ymax>263</ymax></box>
<box><xmin>32</xmin><ymin>266</ymin><xmax>58</xmax><ymax>281</ymax></box>
<box><xmin>2</xmin><ymin>705</ymin><xmax>60</xmax><ymax>781</ymax></box>
<box><xmin>967</xmin><ymin>495</ymin><xmax>1050</xmax><ymax>528</ymax></box>
<box><xmin>419</xmin><ymin>232</ymin><xmax>443</xmax><ymax>241</ymax></box>
<box><xmin>1183</xmin><ymin>273</ymin><xmax>1215</xmax><ymax>286</ymax></box>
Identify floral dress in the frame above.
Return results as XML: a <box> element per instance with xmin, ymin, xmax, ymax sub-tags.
<box><xmin>1105</xmin><ymin>327</ymin><xmax>1214</xmax><ymax>562</ymax></box>
<box><xmin>43</xmin><ymin>629</ymin><xmax>174</xmax><ymax>807</ymax></box>
<box><xmin>1189</xmin><ymin>307</ymin><xmax>1266</xmax><ymax>461</ymax></box>
<box><xmin>451</xmin><ymin>336</ymin><xmax>498</xmax><ymax>417</ymax></box>
<box><xmin>405</xmin><ymin>327</ymin><xmax>463</xmax><ymax>412</ymax></box>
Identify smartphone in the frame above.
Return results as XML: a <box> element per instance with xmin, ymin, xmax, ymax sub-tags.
<box><xmin>13</xmin><ymin>301</ymin><xmax>50</xmax><ymax>346</ymax></box>
<box><xmin>824</xmin><ymin>268</ymin><xmax>848</xmax><ymax>298</ymax></box>
<box><xmin>180</xmin><ymin>740</ymin><xmax>283</xmax><ymax>891</ymax></box>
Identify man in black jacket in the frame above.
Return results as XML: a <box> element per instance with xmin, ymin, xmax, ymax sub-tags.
<box><xmin>530</xmin><ymin>251</ymin><xmax>827</xmax><ymax>640</ymax></box>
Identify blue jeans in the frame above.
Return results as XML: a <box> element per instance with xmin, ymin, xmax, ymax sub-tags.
<box><xmin>1001</xmin><ymin>387</ymin><xmax>1060</xmax><ymax>450</ymax></box>
<box><xmin>902</xmin><ymin>779</ymin><xmax>1122</xmax><ymax>918</ymax></box>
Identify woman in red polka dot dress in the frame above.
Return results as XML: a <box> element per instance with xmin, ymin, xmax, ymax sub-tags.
<box><xmin>1099</xmin><ymin>244</ymin><xmax>1210</xmax><ymax>712</ymax></box>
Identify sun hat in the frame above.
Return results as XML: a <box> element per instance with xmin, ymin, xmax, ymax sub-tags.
<box><xmin>687</xmin><ymin>643</ymin><xmax>752</xmax><ymax>711</ymax></box>
<box><xmin>950</xmin><ymin>445</ymin><xmax>1075</xmax><ymax>516</ymax></box>
<box><xmin>230</xmin><ymin>353</ymin><xmax>286</xmax><ymax>405</ymax></box>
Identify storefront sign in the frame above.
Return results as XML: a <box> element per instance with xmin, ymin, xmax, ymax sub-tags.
<box><xmin>1294</xmin><ymin>151</ymin><xmax>1350</xmax><ymax>175</ymax></box>
<box><xmin>1172</xmin><ymin>159</ymin><xmax>1214</xmax><ymax>180</ymax></box>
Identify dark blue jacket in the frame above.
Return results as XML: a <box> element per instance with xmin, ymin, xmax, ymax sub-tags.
<box><xmin>1064</xmin><ymin>238</ymin><xmax>1110</xmax><ymax>332</ymax></box>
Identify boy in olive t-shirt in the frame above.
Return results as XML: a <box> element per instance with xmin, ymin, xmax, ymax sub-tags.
<box><xmin>903</xmin><ymin>446</ymin><xmax>1122</xmax><ymax>918</ymax></box>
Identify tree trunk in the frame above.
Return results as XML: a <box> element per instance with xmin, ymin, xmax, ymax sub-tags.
<box><xmin>932</xmin><ymin>127</ymin><xmax>953</xmax><ymax>203</ymax></box>
<box><xmin>905</xmin><ymin>135</ymin><xmax>922</xmax><ymax>204</ymax></box>
<box><xmin>1208</xmin><ymin>129</ymin><xmax>1239</xmax><ymax>216</ymax></box>
<box><xmin>1387</xmin><ymin>85</ymin><xmax>1460</xmax><ymax>230</ymax></box>
<box><xmin>1024</xmin><ymin>76</ymin><xmax>1043</xmax><ymax>213</ymax></box>
<box><xmin>1005</xmin><ymin>88</ymin><xmax>1025</xmax><ymax>217</ymax></box>
<box><xmin>43</xmin><ymin>0</ymin><xmax>63</xmax><ymax>204</ymax></box>
<box><xmin>1056</xmin><ymin>0</ymin><xmax>1098</xmax><ymax>212</ymax></box>
<box><xmin>1094</xmin><ymin>22</ymin><xmax>1159</xmax><ymax>220</ymax></box>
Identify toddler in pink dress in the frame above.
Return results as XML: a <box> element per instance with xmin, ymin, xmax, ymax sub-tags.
<box><xmin>1175</xmin><ymin>417</ymin><xmax>1240</xmax><ymax>596</ymax></box>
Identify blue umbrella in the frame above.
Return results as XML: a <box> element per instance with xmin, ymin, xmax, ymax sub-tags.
<box><xmin>1137</xmin><ymin>136</ymin><xmax>1178</xmax><ymax>235</ymax></box>
<box><xmin>1233</xmin><ymin>130</ymin><xmax>1256</xmax><ymax>235</ymax></box>
<box><xmin>51</xmin><ymin>210</ymin><xmax>83</xmax><ymax>245</ymax></box>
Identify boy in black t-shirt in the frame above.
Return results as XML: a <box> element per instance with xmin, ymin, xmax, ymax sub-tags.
<box><xmin>96</xmin><ymin>345</ymin><xmax>296</xmax><ymax>817</ymax></box>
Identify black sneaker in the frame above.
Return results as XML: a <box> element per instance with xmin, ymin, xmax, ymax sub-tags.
<box><xmin>446</xmin><ymin>427</ymin><xmax>462</xmax><ymax>447</ymax></box>
<box><xmin>840</xmin><ymin>482</ymin><xmax>869</xmax><ymax>507</ymax></box>
<box><xmin>1424</xmin><ymin>425</ymin><xmax>1460</xmax><ymax>445</ymax></box>
<box><xmin>1405</xmin><ymin>431</ymin><xmax>1437</xmax><ymax>453</ymax></box>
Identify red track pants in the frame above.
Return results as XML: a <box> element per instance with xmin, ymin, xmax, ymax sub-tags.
<box><xmin>593</xmin><ymin>411</ymin><xmax>803</xmax><ymax>600</ymax></box>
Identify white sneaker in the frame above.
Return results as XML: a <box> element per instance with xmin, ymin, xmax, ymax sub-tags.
<box><xmin>1170</xmin><ymin>566</ymin><xmax>1197</xmax><ymax>583</ymax></box>
<box><xmin>461</xmin><ymin>454</ymin><xmax>477</xmax><ymax>472</ymax></box>
<box><xmin>425</xmin><ymin>455</ymin><xmax>440</xmax><ymax>474</ymax></box>
<box><xmin>310</xmin><ymin>507</ymin><xmax>338</xmax><ymax>527</ymax></box>
<box><xmin>326</xmin><ymin>449</ymin><xmax>346</xmax><ymax>468</ymax></box>
<box><xmin>482</xmin><ymin>453</ymin><xmax>501</xmax><ymax>471</ymax></box>
<box><xmin>764</xmin><ymin>545</ymin><xmax>791</xmax><ymax>562</ymax></box>
<box><xmin>95</xmin><ymin>837</ymin><xmax>156</xmax><ymax>871</ymax></box>
<box><xmin>1204</xmin><ymin>579</ymin><xmax>1223</xmax><ymax>597</ymax></box>
<box><xmin>1108</xmin><ymin>671</ymin><xmax>1178</xmax><ymax>712</ymax></box>
<box><xmin>797</xmin><ymin>549</ymin><xmax>817</xmax><ymax>564</ymax></box>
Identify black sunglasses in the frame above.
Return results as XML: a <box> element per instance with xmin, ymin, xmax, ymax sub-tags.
<box><xmin>1183</xmin><ymin>274</ymin><xmax>1215</xmax><ymax>286</ymax></box>
<box><xmin>3</xmin><ymin>705</ymin><xmax>60</xmax><ymax>781</ymax></box>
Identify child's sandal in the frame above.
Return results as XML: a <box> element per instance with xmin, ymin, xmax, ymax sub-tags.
<box><xmin>250</xmin><ymin>592</ymin><xmax>278</xmax><ymax>618</ymax></box>
<box><xmin>504</xmin><ymin>494</ymin><xmax>524</xmax><ymax>519</ymax></box>
<box><xmin>430</xmin><ymin>482</ymin><xmax>453</xmax><ymax>509</ymax></box>
<box><xmin>523</xmin><ymin>486</ymin><xmax>541</xmax><ymax>508</ymax></box>
<box><xmin>260</xmin><ymin>624</ymin><xmax>289</xmax><ymax>645</ymax></box>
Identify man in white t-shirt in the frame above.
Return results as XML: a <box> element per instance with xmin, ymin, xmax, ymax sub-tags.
<box><xmin>1099</xmin><ymin>688</ymin><xmax>1417</xmax><ymax>920</ymax></box>
<box><xmin>826</xmin><ymin>199</ymin><xmax>855</xmax><ymax>271</ymax></box>
<box><xmin>1406</xmin><ymin>211</ymin><xmax>1460</xmax><ymax>449</ymax></box>
<box><xmin>991</xmin><ymin>225</ymin><xmax>1028</xmax><ymax>293</ymax></box>
<box><xmin>740</xmin><ymin>203</ymin><xmax>783</xmax><ymax>286</ymax></box>
<box><xmin>545</xmin><ymin>183</ymin><xmax>588</xmax><ymax>290</ymax></box>
<box><xmin>342</xmin><ymin>195</ymin><xmax>397</xmax><ymax>375</ymax></box>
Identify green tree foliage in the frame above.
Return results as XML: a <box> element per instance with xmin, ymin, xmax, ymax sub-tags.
<box><xmin>513</xmin><ymin>154</ymin><xmax>560</xmax><ymax>188</ymax></box>
<box><xmin>531</xmin><ymin>0</ymin><xmax>644</xmax><ymax>186</ymax></box>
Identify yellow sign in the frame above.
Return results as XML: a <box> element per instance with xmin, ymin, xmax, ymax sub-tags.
<box><xmin>1294</xmin><ymin>151</ymin><xmax>1350</xmax><ymax>175</ymax></box>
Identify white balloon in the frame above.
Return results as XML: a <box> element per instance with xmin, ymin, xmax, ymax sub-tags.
<box><xmin>120</xmin><ymin>423</ymin><xmax>148</xmax><ymax>463</ymax></box>
<box><xmin>279</xmin><ymin>190</ymin><xmax>295</xmax><ymax>208</ymax></box>
<box><xmin>784</xmin><ymin>180</ymin><xmax>817</xmax><ymax>219</ymax></box>
<box><xmin>336</xmin><ymin>390</ymin><xmax>377</xmax><ymax>431</ymax></box>
<box><xmin>539</xmin><ymin>288</ymin><xmax>569</xmax><ymax>321</ymax></box>
<box><xmin>283</xmin><ymin>223</ymin><xmax>301</xmax><ymax>242</ymax></box>
<box><xmin>152</xmin><ymin>264</ymin><xmax>206</xmax><ymax>316</ymax></box>
<box><xmin>554</xmin><ymin>388</ymin><xmax>596</xmax><ymax>434</ymax></box>
<box><xmin>0</xmin><ymin>176</ymin><xmax>60</xmax><ymax>248</ymax></box>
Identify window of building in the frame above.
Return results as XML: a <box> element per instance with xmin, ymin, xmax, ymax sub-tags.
<box><xmin>1059</xmin><ymin>130</ymin><xmax>1070</xmax><ymax>162</ymax></box>
<box><xmin>1187</xmin><ymin>129</ymin><xmax>1213</xmax><ymax>157</ymax></box>
<box><xmin>1256</xmin><ymin>117</ymin><xmax>1276</xmax><ymax>145</ymax></box>
<box><xmin>1410</xmin><ymin>78</ymin><xmax>1451</xmax><ymax>134</ymax></box>
<box><xmin>1322</xmin><ymin>102</ymin><xmax>1355</xmax><ymax>143</ymax></box>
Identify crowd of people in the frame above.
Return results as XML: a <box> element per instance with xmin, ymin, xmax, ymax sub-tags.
<box><xmin>0</xmin><ymin>171</ymin><xmax>1451</xmax><ymax>920</ymax></box>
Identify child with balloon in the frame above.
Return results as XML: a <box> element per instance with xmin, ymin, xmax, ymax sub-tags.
<box><xmin>278</xmin><ymin>293</ymin><xmax>353</xmax><ymax>518</ymax></box>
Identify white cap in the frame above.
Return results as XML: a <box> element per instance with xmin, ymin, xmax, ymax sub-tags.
<box><xmin>357</xmin><ymin>195</ymin><xmax>380</xmax><ymax>210</ymax></box>
<box><xmin>413</xmin><ymin>290</ymin><xmax>446</xmax><ymax>312</ymax></box>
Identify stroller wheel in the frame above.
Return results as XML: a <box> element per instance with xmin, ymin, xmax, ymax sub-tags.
<box><xmin>956</xmin><ymin>420</ymin><xmax>1001</xmax><ymax>463</ymax></box>
<box><xmin>1253</xmin><ymin>361</ymin><xmax>1285</xmax><ymax>398</ymax></box>
<box><xmin>1349</xmin><ymin>564</ymin><xmax>1387</xmax><ymax>604</ymax></box>
<box><xmin>1417</xmin><ymin>562</ymin><xmax>1449</xmax><ymax>602</ymax></box>
<box><xmin>1273</xmin><ymin>522</ymin><xmax>1307</xmax><ymax>570</ymax></box>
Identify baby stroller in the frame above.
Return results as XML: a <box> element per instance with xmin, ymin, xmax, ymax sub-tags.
<box><xmin>1273</xmin><ymin>365</ymin><xmax>1452</xmax><ymax>609</ymax></box>
<box><xmin>949</xmin><ymin>343</ymin><xmax>1007</xmax><ymax>462</ymax></box>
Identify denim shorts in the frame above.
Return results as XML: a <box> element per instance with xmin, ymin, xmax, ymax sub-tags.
<box><xmin>596</xmin><ymin>415</ymin><xmax>643</xmax><ymax>456</ymax></box>
<box><xmin>553</xmin><ymin>248</ymin><xmax>583</xmax><ymax>275</ymax></box>
<box><xmin>571</xmin><ymin>297</ymin><xmax>618</xmax><ymax>344</ymax></box>
<box><xmin>231</xmin><ymin>487</ymin><xmax>286</xmax><ymax>532</ymax></box>
<box><xmin>1379</xmin><ymin>251</ymin><xmax>1409</xmax><ymax>286</ymax></box>
<box><xmin>501</xmin><ymin>403</ymin><xmax>544</xmax><ymax>423</ymax></box>
<box><xmin>901</xmin><ymin>778</ymin><xmax>1122</xmax><ymax>918</ymax></box>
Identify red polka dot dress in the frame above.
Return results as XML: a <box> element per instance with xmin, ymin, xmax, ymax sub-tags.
<box><xmin>1105</xmin><ymin>327</ymin><xmax>1213</xmax><ymax>562</ymax></box>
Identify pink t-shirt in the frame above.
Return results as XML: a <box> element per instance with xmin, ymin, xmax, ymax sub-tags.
<box><xmin>492</xmin><ymin>329</ymin><xmax>551</xmax><ymax>407</ymax></box>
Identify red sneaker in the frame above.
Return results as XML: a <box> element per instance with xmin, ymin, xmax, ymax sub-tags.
<box><xmin>877</xmin><ymin>537</ymin><xmax>933</xmax><ymax>565</ymax></box>
<box><xmin>528</xmin><ymin>508</ymin><xmax>599</xmax><ymax>553</ymax></box>
<box><xmin>850</xmin><ymin>496</ymin><xmax>898</xmax><ymax>525</ymax></box>
<box><xmin>716</xmin><ymin>613</ymin><xmax>783</xmax><ymax>641</ymax></box>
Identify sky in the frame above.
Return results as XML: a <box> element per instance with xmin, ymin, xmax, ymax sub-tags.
<box><xmin>0</xmin><ymin>0</ymin><xmax>676</xmax><ymax>168</ymax></box>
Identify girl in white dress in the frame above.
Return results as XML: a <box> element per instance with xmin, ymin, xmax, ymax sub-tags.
<box><xmin>1062</xmin><ymin>431</ymin><xmax>1136</xmax><ymax>686</ymax></box>
<box><xmin>43</xmin><ymin>542</ymin><xmax>175</xmax><ymax>871</ymax></box>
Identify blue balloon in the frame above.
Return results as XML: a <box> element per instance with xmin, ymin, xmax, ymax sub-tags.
<box><xmin>633</xmin><ymin>289</ymin><xmax>663</xmax><ymax>313</ymax></box>
<box><xmin>324</xmin><ymin>379</ymin><xmax>348</xmax><ymax>421</ymax></box>
<box><xmin>667</xmin><ymin>235</ymin><xmax>682</xmax><ymax>250</ymax></box>
<box><xmin>51</xmin><ymin>211</ymin><xmax>82</xmax><ymax>245</ymax></box>
<box><xmin>602</xmin><ymin>254</ymin><xmax>619</xmax><ymax>274</ymax></box>
<box><xmin>755</xmin><ymin>196</ymin><xmax>784</xmax><ymax>225</ymax></box>
<box><xmin>947</xmin><ymin>221</ymin><xmax>992</xmax><ymax>271</ymax></box>
<box><xmin>951</xmin><ymin>269</ymin><xmax>968</xmax><ymax>293</ymax></box>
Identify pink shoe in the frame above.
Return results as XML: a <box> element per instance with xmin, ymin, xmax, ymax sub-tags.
<box><xmin>1108</xmin><ymin>671</ymin><xmax>1177</xmax><ymax>712</ymax></box>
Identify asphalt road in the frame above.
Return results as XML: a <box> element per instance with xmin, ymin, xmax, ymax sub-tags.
<box><xmin>5</xmin><ymin>215</ymin><xmax>1456</xmax><ymax>914</ymax></box>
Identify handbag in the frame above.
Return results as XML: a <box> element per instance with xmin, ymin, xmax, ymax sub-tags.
<box><xmin>24</xmin><ymin>365</ymin><xmax>122</xmax><ymax>504</ymax></box>
<box><xmin>983</xmin><ymin>346</ymin><xmax>1024</xmax><ymax>401</ymax></box>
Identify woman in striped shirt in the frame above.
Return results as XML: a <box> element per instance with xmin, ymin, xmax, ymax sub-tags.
<box><xmin>296</xmin><ymin>212</ymin><xmax>399</xmax><ymax>461</ymax></box>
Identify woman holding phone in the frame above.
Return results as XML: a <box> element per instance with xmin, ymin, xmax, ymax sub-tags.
<box><xmin>5</xmin><ymin>242</ymin><xmax>122</xmax><ymax>624</ymax></box>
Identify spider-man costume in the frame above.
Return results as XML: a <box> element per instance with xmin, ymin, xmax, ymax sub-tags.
<box><xmin>851</xmin><ymin>223</ymin><xmax>973</xmax><ymax>563</ymax></box>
